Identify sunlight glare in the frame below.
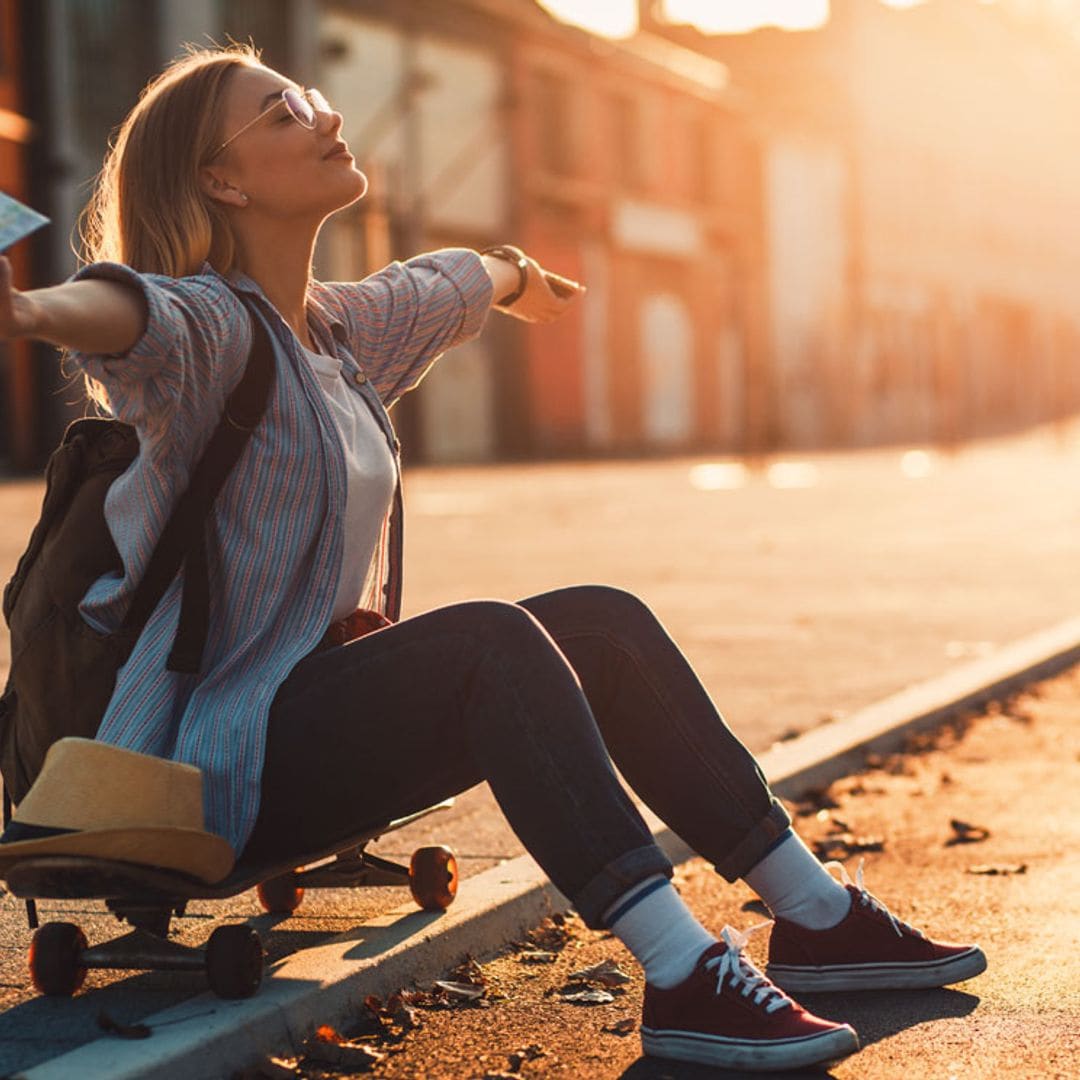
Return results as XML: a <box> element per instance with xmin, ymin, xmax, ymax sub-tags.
<box><xmin>689</xmin><ymin>462</ymin><xmax>748</xmax><ymax>491</ymax></box>
<box><xmin>900</xmin><ymin>449</ymin><xmax>936</xmax><ymax>479</ymax></box>
<box><xmin>663</xmin><ymin>0</ymin><xmax>829</xmax><ymax>33</ymax></box>
<box><xmin>535</xmin><ymin>0</ymin><xmax>638</xmax><ymax>39</ymax></box>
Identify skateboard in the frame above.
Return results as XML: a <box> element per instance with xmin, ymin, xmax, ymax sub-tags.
<box><xmin>3</xmin><ymin>800</ymin><xmax>458</xmax><ymax>1001</ymax></box>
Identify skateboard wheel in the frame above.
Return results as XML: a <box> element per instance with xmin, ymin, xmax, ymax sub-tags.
<box><xmin>205</xmin><ymin>925</ymin><xmax>264</xmax><ymax>999</ymax></box>
<box><xmin>409</xmin><ymin>845</ymin><xmax>458</xmax><ymax>911</ymax></box>
<box><xmin>256</xmin><ymin>872</ymin><xmax>304</xmax><ymax>914</ymax></box>
<box><xmin>29</xmin><ymin>922</ymin><xmax>89</xmax><ymax>997</ymax></box>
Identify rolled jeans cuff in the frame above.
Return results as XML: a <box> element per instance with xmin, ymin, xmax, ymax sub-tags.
<box><xmin>713</xmin><ymin>797</ymin><xmax>792</xmax><ymax>882</ymax></box>
<box><xmin>572</xmin><ymin>844</ymin><xmax>675</xmax><ymax>929</ymax></box>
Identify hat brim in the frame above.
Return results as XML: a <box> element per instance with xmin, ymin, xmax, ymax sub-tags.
<box><xmin>0</xmin><ymin>827</ymin><xmax>235</xmax><ymax>884</ymax></box>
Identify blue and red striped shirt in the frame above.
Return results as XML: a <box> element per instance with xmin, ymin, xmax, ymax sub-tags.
<box><xmin>69</xmin><ymin>249</ymin><xmax>493</xmax><ymax>856</ymax></box>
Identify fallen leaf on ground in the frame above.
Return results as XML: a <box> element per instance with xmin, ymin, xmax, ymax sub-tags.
<box><xmin>560</xmin><ymin>988</ymin><xmax>616</xmax><ymax>1005</ymax></box>
<box><xmin>602</xmin><ymin>1018</ymin><xmax>637</xmax><ymax>1036</ymax></box>
<box><xmin>966</xmin><ymin>863</ymin><xmax>1027</xmax><ymax>876</ymax></box>
<box><xmin>433</xmin><ymin>979</ymin><xmax>485</xmax><ymax>1001</ymax></box>
<box><xmin>518</xmin><ymin>949</ymin><xmax>557</xmax><ymax>964</ymax></box>
<box><xmin>946</xmin><ymin>819</ymin><xmax>990</xmax><ymax>845</ymax></box>
<box><xmin>568</xmin><ymin>959</ymin><xmax>632</xmax><ymax>986</ymax></box>
<box><xmin>97</xmin><ymin>1012</ymin><xmax>151</xmax><ymax>1039</ymax></box>
<box><xmin>448</xmin><ymin>956</ymin><xmax>486</xmax><ymax>985</ymax></box>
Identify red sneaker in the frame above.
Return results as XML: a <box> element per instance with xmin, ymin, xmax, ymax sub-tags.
<box><xmin>642</xmin><ymin>924</ymin><xmax>859</xmax><ymax>1072</ymax></box>
<box><xmin>766</xmin><ymin>862</ymin><xmax>987</xmax><ymax>993</ymax></box>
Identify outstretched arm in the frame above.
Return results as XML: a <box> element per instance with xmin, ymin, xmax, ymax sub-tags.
<box><xmin>0</xmin><ymin>254</ymin><xmax>146</xmax><ymax>355</ymax></box>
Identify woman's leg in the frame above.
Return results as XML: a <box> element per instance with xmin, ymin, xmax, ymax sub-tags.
<box><xmin>239</xmin><ymin>598</ymin><xmax>672</xmax><ymax>928</ymax></box>
<box><xmin>517</xmin><ymin>585</ymin><xmax>791</xmax><ymax>880</ymax></box>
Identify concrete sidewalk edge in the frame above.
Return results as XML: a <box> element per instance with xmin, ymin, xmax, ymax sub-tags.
<box><xmin>19</xmin><ymin>614</ymin><xmax>1080</xmax><ymax>1080</ymax></box>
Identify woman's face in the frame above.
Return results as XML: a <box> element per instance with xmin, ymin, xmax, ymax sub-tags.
<box><xmin>211</xmin><ymin>65</ymin><xmax>367</xmax><ymax>219</ymax></box>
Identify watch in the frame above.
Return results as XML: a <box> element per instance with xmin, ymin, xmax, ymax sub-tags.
<box><xmin>481</xmin><ymin>245</ymin><xmax>529</xmax><ymax>307</ymax></box>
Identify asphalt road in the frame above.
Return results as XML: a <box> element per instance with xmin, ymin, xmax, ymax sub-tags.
<box><xmin>339</xmin><ymin>665</ymin><xmax>1079</xmax><ymax>1079</ymax></box>
<box><xmin>0</xmin><ymin>422</ymin><xmax>1078</xmax><ymax>1073</ymax></box>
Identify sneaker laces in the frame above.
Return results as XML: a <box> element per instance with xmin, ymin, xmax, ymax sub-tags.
<box><xmin>824</xmin><ymin>859</ymin><xmax>926</xmax><ymax>940</ymax></box>
<box><xmin>704</xmin><ymin>922</ymin><xmax>793</xmax><ymax>1014</ymax></box>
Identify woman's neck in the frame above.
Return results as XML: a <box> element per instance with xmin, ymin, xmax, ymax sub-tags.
<box><xmin>231</xmin><ymin>223</ymin><xmax>319</xmax><ymax>348</ymax></box>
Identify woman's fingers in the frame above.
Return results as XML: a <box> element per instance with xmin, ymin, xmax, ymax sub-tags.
<box><xmin>508</xmin><ymin>260</ymin><xmax>585</xmax><ymax>323</ymax></box>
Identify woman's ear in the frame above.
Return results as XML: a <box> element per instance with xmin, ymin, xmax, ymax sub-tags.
<box><xmin>199</xmin><ymin>167</ymin><xmax>249</xmax><ymax>208</ymax></box>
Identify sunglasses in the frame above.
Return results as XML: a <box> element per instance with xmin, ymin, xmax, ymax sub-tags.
<box><xmin>210</xmin><ymin>87</ymin><xmax>331</xmax><ymax>160</ymax></box>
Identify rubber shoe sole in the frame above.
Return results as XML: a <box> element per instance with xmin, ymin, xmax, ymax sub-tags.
<box><xmin>767</xmin><ymin>945</ymin><xmax>987</xmax><ymax>993</ymax></box>
<box><xmin>641</xmin><ymin>1022</ymin><xmax>859</xmax><ymax>1072</ymax></box>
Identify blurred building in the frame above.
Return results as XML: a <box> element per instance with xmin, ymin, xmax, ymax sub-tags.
<box><xmin>0</xmin><ymin>0</ymin><xmax>765</xmax><ymax>468</ymax></box>
<box><xmin>317</xmin><ymin>0</ymin><xmax>765</xmax><ymax>459</ymax></box>
<box><xmin>6</xmin><ymin>0</ymin><xmax>1078</xmax><ymax>469</ymax></box>
<box><xmin>645</xmin><ymin>0</ymin><xmax>1080</xmax><ymax>447</ymax></box>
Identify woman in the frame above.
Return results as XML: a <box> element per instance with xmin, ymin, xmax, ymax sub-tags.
<box><xmin>0</xmin><ymin>46</ymin><xmax>984</xmax><ymax>1072</ymax></box>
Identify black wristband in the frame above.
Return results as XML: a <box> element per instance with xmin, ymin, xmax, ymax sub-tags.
<box><xmin>481</xmin><ymin>245</ymin><xmax>529</xmax><ymax>307</ymax></box>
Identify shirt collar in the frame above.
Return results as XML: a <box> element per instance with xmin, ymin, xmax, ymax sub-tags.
<box><xmin>200</xmin><ymin>262</ymin><xmax>348</xmax><ymax>343</ymax></box>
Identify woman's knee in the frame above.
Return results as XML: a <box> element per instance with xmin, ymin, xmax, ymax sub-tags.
<box><xmin>527</xmin><ymin>584</ymin><xmax>661</xmax><ymax>637</ymax></box>
<box><xmin>445</xmin><ymin>598</ymin><xmax>549</xmax><ymax>650</ymax></box>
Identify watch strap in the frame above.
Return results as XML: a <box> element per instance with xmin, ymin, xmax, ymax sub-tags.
<box><xmin>481</xmin><ymin>245</ymin><xmax>529</xmax><ymax>307</ymax></box>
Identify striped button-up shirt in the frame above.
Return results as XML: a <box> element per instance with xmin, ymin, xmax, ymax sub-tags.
<box><xmin>69</xmin><ymin>249</ymin><xmax>493</xmax><ymax>856</ymax></box>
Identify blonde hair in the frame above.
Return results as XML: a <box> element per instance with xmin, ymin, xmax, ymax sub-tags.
<box><xmin>76</xmin><ymin>43</ymin><xmax>262</xmax><ymax>408</ymax></box>
<box><xmin>80</xmin><ymin>43</ymin><xmax>263</xmax><ymax>277</ymax></box>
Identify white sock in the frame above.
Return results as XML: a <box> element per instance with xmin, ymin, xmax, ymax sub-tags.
<box><xmin>602</xmin><ymin>874</ymin><xmax>717</xmax><ymax>989</ymax></box>
<box><xmin>743</xmin><ymin>831</ymin><xmax>852</xmax><ymax>930</ymax></box>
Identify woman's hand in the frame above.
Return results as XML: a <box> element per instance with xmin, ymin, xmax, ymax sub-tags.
<box><xmin>482</xmin><ymin>247</ymin><xmax>585</xmax><ymax>324</ymax></box>
<box><xmin>0</xmin><ymin>255</ymin><xmax>44</xmax><ymax>341</ymax></box>
<box><xmin>504</xmin><ymin>254</ymin><xmax>585</xmax><ymax>324</ymax></box>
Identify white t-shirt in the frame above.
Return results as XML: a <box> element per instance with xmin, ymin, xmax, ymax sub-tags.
<box><xmin>301</xmin><ymin>344</ymin><xmax>397</xmax><ymax>623</ymax></box>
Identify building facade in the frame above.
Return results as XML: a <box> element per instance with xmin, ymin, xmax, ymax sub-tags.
<box><xmin>648</xmin><ymin>0</ymin><xmax>1080</xmax><ymax>447</ymax></box>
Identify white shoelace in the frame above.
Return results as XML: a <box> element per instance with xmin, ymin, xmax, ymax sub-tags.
<box><xmin>704</xmin><ymin>922</ymin><xmax>793</xmax><ymax>1014</ymax></box>
<box><xmin>824</xmin><ymin>859</ymin><xmax>926</xmax><ymax>940</ymax></box>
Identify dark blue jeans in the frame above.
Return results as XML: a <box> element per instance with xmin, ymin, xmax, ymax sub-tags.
<box><xmin>239</xmin><ymin>585</ymin><xmax>791</xmax><ymax>928</ymax></box>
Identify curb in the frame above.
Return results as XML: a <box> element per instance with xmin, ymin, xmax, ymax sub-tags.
<box><xmin>19</xmin><ymin>615</ymin><xmax>1080</xmax><ymax>1080</ymax></box>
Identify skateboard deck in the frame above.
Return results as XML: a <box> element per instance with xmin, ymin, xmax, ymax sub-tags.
<box><xmin>5</xmin><ymin>799</ymin><xmax>454</xmax><ymax>902</ymax></box>
<box><xmin>4</xmin><ymin>800</ymin><xmax>458</xmax><ymax>999</ymax></box>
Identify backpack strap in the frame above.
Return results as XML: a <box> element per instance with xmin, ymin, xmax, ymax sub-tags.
<box><xmin>121</xmin><ymin>298</ymin><xmax>275</xmax><ymax>674</ymax></box>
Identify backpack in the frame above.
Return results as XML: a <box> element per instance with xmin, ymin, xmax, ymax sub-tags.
<box><xmin>0</xmin><ymin>296</ymin><xmax>274</xmax><ymax>807</ymax></box>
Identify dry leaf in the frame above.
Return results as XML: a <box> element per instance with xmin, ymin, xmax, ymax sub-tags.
<box><xmin>561</xmin><ymin>988</ymin><xmax>615</xmax><ymax>1005</ymax></box>
<box><xmin>433</xmin><ymin>979</ymin><xmax>485</xmax><ymax>1001</ymax></box>
<box><xmin>966</xmin><ymin>863</ymin><xmax>1027</xmax><ymax>876</ymax></box>
<box><xmin>518</xmin><ymin>949</ymin><xmax>557</xmax><ymax>964</ymax></box>
<box><xmin>602</xmin><ymin>1017</ymin><xmax>637</xmax><ymax>1036</ymax></box>
<box><xmin>568</xmin><ymin>959</ymin><xmax>632</xmax><ymax>986</ymax></box>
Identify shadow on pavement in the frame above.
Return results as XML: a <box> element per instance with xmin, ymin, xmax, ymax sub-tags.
<box><xmin>614</xmin><ymin>989</ymin><xmax>979</xmax><ymax>1078</ymax></box>
<box><xmin>798</xmin><ymin>986</ymin><xmax>980</xmax><ymax>1048</ymax></box>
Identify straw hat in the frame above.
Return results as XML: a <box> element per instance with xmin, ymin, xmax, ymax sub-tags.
<box><xmin>0</xmin><ymin>738</ymin><xmax>234</xmax><ymax>883</ymax></box>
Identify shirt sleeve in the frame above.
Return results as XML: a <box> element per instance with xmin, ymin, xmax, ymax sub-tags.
<box><xmin>321</xmin><ymin>248</ymin><xmax>494</xmax><ymax>407</ymax></box>
<box><xmin>67</xmin><ymin>262</ymin><xmax>252</xmax><ymax>429</ymax></box>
